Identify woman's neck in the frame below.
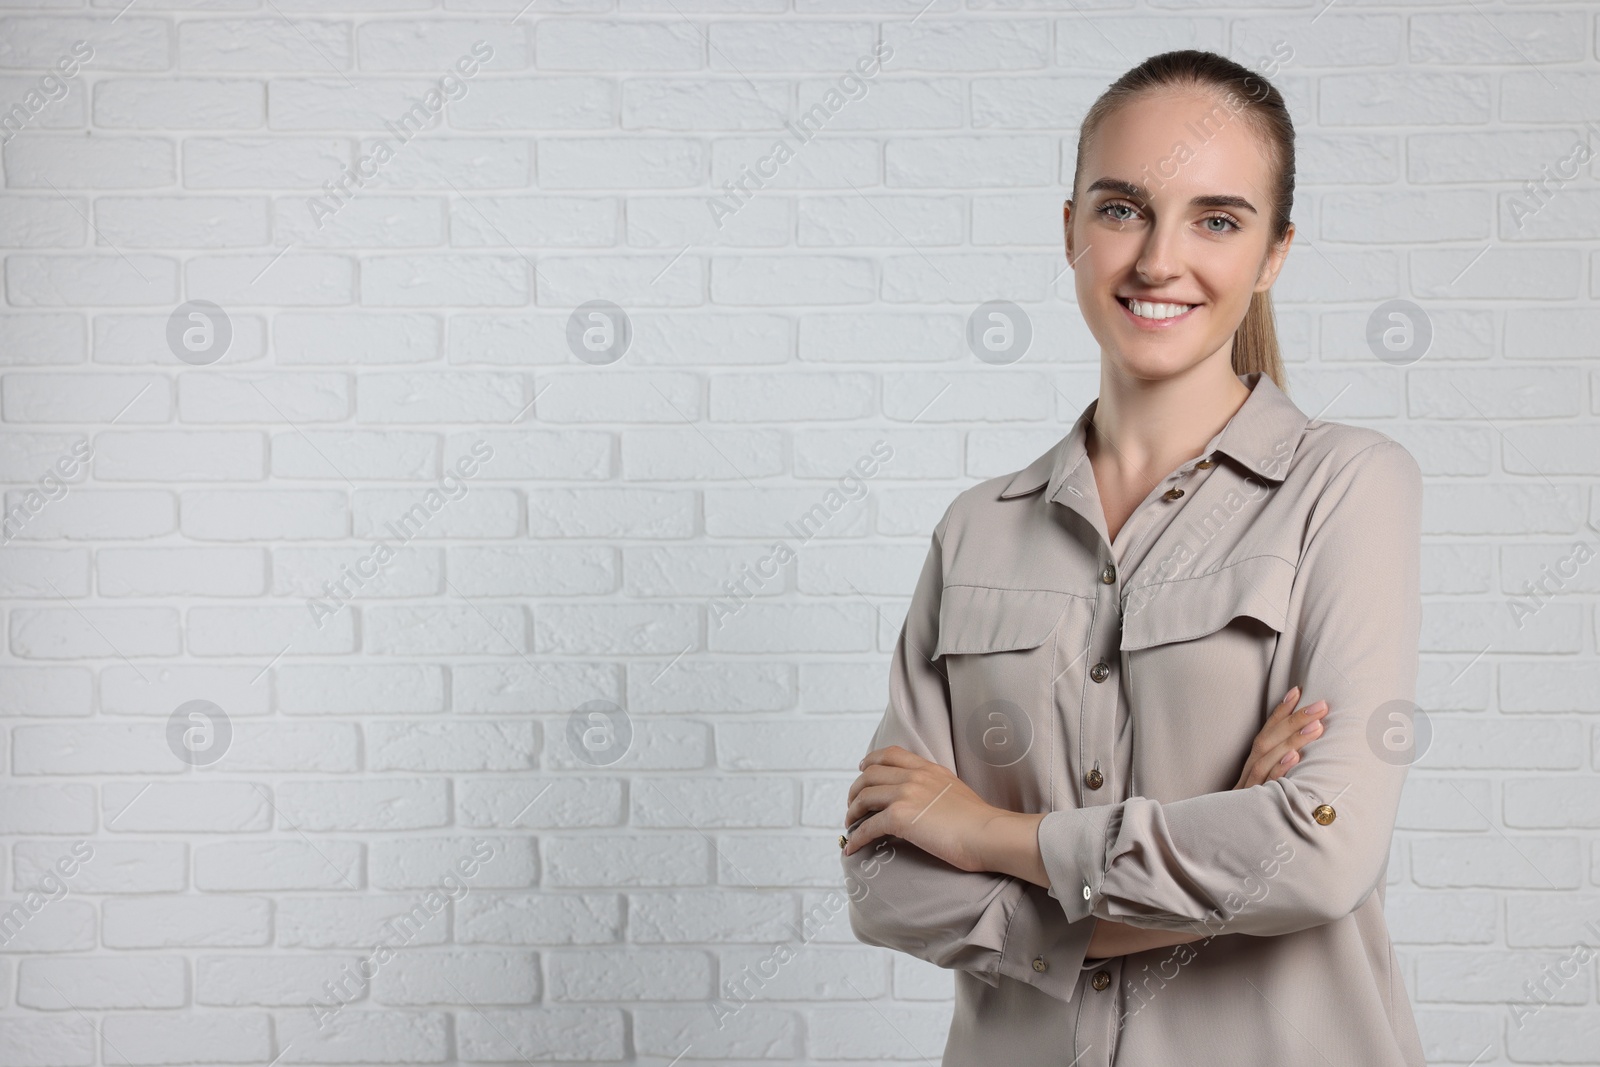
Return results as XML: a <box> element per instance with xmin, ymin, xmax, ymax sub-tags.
<box><xmin>1086</xmin><ymin>363</ymin><xmax>1252</xmax><ymax>489</ymax></box>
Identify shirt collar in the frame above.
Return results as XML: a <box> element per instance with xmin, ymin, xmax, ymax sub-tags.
<box><xmin>997</xmin><ymin>370</ymin><xmax>1310</xmax><ymax>501</ymax></box>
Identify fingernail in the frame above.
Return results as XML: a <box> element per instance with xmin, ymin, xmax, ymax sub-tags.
<box><xmin>1279</xmin><ymin>752</ymin><xmax>1295</xmax><ymax>765</ymax></box>
<box><xmin>1299</xmin><ymin>722</ymin><xmax>1320</xmax><ymax>735</ymax></box>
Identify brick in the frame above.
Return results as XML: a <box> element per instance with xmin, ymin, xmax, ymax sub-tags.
<box><xmin>103</xmin><ymin>896</ymin><xmax>272</xmax><ymax>948</ymax></box>
<box><xmin>17</xmin><ymin>956</ymin><xmax>187</xmax><ymax>1009</ymax></box>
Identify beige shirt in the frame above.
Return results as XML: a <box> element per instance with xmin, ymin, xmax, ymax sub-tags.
<box><xmin>842</xmin><ymin>370</ymin><xmax>1427</xmax><ymax>1067</ymax></box>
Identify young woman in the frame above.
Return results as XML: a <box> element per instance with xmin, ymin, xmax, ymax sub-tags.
<box><xmin>840</xmin><ymin>50</ymin><xmax>1425</xmax><ymax>1067</ymax></box>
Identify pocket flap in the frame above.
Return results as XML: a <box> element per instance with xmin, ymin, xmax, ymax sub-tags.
<box><xmin>1121</xmin><ymin>554</ymin><xmax>1295</xmax><ymax>652</ymax></box>
<box><xmin>933</xmin><ymin>585</ymin><xmax>1076</xmax><ymax>658</ymax></box>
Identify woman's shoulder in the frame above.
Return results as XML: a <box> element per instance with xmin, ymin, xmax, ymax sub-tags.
<box><xmin>1291</xmin><ymin>419</ymin><xmax>1421</xmax><ymax>495</ymax></box>
<box><xmin>930</xmin><ymin>460</ymin><xmax>1049</xmax><ymax>545</ymax></box>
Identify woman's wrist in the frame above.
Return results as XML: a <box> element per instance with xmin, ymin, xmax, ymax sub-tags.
<box><xmin>975</xmin><ymin>810</ymin><xmax>1050</xmax><ymax>887</ymax></box>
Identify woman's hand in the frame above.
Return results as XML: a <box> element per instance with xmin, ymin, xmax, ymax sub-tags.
<box><xmin>1233</xmin><ymin>685</ymin><xmax>1327</xmax><ymax>790</ymax></box>
<box><xmin>843</xmin><ymin>746</ymin><xmax>1000</xmax><ymax>873</ymax></box>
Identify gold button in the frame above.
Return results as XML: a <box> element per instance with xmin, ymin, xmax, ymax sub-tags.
<box><xmin>1091</xmin><ymin>970</ymin><xmax>1111</xmax><ymax>991</ymax></box>
<box><xmin>1032</xmin><ymin>956</ymin><xmax>1048</xmax><ymax>973</ymax></box>
<box><xmin>1162</xmin><ymin>488</ymin><xmax>1184</xmax><ymax>501</ymax></box>
<box><xmin>1085</xmin><ymin>768</ymin><xmax>1103</xmax><ymax>790</ymax></box>
<box><xmin>1100</xmin><ymin>563</ymin><xmax>1116</xmax><ymax>584</ymax></box>
<box><xmin>1313</xmin><ymin>804</ymin><xmax>1336</xmax><ymax>825</ymax></box>
<box><xmin>1195</xmin><ymin>458</ymin><xmax>1213</xmax><ymax>469</ymax></box>
<box><xmin>1090</xmin><ymin>661</ymin><xmax>1110</xmax><ymax>683</ymax></box>
<box><xmin>838</xmin><ymin>835</ymin><xmax>847</xmax><ymax>849</ymax></box>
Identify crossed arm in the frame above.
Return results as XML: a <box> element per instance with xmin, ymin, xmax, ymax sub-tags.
<box><xmin>846</xmin><ymin>683</ymin><xmax>1329</xmax><ymax>959</ymax></box>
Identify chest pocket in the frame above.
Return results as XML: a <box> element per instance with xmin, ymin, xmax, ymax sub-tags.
<box><xmin>1118</xmin><ymin>553</ymin><xmax>1297</xmax><ymax>801</ymax></box>
<box><xmin>932</xmin><ymin>585</ymin><xmax>1087</xmax><ymax>808</ymax></box>
<box><xmin>932</xmin><ymin>585</ymin><xmax>1078</xmax><ymax>657</ymax></box>
<box><xmin>1120</xmin><ymin>553</ymin><xmax>1295</xmax><ymax>651</ymax></box>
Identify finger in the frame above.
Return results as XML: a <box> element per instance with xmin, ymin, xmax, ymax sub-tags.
<box><xmin>1269</xmin><ymin>686</ymin><xmax>1301</xmax><ymax>722</ymax></box>
<box><xmin>844</xmin><ymin>782</ymin><xmax>904</xmax><ymax>828</ymax></box>
<box><xmin>1274</xmin><ymin>704</ymin><xmax>1327</xmax><ymax>749</ymax></box>
<box><xmin>858</xmin><ymin>745</ymin><xmax>926</xmax><ymax>771</ymax></box>
<box><xmin>1266</xmin><ymin>749</ymin><xmax>1301</xmax><ymax>781</ymax></box>
<box><xmin>1245</xmin><ymin>694</ymin><xmax>1304</xmax><ymax>767</ymax></box>
<box><xmin>1240</xmin><ymin>719</ymin><xmax>1316</xmax><ymax>788</ymax></box>
<box><xmin>1240</xmin><ymin>746</ymin><xmax>1294</xmax><ymax>790</ymax></box>
<box><xmin>846</xmin><ymin>763</ymin><xmax>915</xmax><ymax>806</ymax></box>
<box><xmin>842</xmin><ymin>810</ymin><xmax>893</xmax><ymax>857</ymax></box>
<box><xmin>1255</xmin><ymin>698</ymin><xmax>1328</xmax><ymax>753</ymax></box>
<box><xmin>1251</xmin><ymin>718</ymin><xmax>1327</xmax><ymax>787</ymax></box>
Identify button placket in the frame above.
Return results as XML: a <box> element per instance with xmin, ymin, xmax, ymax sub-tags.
<box><xmin>1074</xmin><ymin>550</ymin><xmax>1127</xmax><ymax>1067</ymax></box>
<box><xmin>1079</xmin><ymin>553</ymin><xmax>1119</xmax><ymax>807</ymax></box>
<box><xmin>1077</xmin><ymin>955</ymin><xmax>1122</xmax><ymax>1067</ymax></box>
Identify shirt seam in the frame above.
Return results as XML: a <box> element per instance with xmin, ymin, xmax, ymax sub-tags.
<box><xmin>1121</xmin><ymin>551</ymin><xmax>1296</xmax><ymax>598</ymax></box>
<box><xmin>942</xmin><ymin>583</ymin><xmax>1095</xmax><ymax>599</ymax></box>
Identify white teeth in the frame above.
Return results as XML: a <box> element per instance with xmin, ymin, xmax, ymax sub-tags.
<box><xmin>1124</xmin><ymin>298</ymin><xmax>1195</xmax><ymax>320</ymax></box>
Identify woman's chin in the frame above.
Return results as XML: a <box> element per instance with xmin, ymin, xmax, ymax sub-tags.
<box><xmin>1100</xmin><ymin>343</ymin><xmax>1214</xmax><ymax>382</ymax></box>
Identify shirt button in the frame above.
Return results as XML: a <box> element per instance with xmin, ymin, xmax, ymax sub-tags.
<box><xmin>1313</xmin><ymin>804</ymin><xmax>1337</xmax><ymax>825</ymax></box>
<box><xmin>1090</xmin><ymin>661</ymin><xmax>1110</xmax><ymax>682</ymax></box>
<box><xmin>1162</xmin><ymin>487</ymin><xmax>1184</xmax><ymax>501</ymax></box>
<box><xmin>1032</xmin><ymin>956</ymin><xmax>1048</xmax><ymax>973</ymax></box>
<box><xmin>1091</xmin><ymin>970</ymin><xmax>1112</xmax><ymax>991</ymax></box>
<box><xmin>1081</xmin><ymin>882</ymin><xmax>1091</xmax><ymax>901</ymax></box>
<box><xmin>1085</xmin><ymin>768</ymin><xmax>1104</xmax><ymax>790</ymax></box>
<box><xmin>1195</xmin><ymin>458</ymin><xmax>1213</xmax><ymax>469</ymax></box>
<box><xmin>1100</xmin><ymin>563</ymin><xmax>1116</xmax><ymax>584</ymax></box>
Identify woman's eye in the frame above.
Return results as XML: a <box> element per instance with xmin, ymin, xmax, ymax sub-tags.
<box><xmin>1203</xmin><ymin>215</ymin><xmax>1239</xmax><ymax>233</ymax></box>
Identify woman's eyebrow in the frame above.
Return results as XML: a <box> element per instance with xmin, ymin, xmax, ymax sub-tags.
<box><xmin>1084</xmin><ymin>177</ymin><xmax>1258</xmax><ymax>215</ymax></box>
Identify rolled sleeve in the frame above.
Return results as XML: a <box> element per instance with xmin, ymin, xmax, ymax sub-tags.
<box><xmin>1036</xmin><ymin>440</ymin><xmax>1423</xmax><ymax>938</ymax></box>
<box><xmin>843</xmin><ymin>515</ymin><xmax>1098</xmax><ymax>1003</ymax></box>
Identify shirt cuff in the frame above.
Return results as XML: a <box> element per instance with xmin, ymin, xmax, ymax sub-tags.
<box><xmin>1038</xmin><ymin>804</ymin><xmax>1118</xmax><ymax>924</ymax></box>
<box><xmin>993</xmin><ymin>879</ymin><xmax>1098</xmax><ymax>1003</ymax></box>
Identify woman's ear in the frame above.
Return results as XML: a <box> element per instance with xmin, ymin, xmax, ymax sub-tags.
<box><xmin>1063</xmin><ymin>198</ymin><xmax>1075</xmax><ymax>265</ymax></box>
<box><xmin>1254</xmin><ymin>221</ymin><xmax>1295</xmax><ymax>292</ymax></box>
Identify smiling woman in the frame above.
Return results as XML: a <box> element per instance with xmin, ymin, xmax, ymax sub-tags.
<box><xmin>840</xmin><ymin>50</ymin><xmax>1426</xmax><ymax>1067</ymax></box>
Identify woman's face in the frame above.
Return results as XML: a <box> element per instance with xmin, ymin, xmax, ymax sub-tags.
<box><xmin>1065</xmin><ymin>87</ymin><xmax>1294</xmax><ymax>382</ymax></box>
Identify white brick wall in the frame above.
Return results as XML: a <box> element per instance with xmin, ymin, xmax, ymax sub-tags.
<box><xmin>0</xmin><ymin>2</ymin><xmax>1596</xmax><ymax>1065</ymax></box>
